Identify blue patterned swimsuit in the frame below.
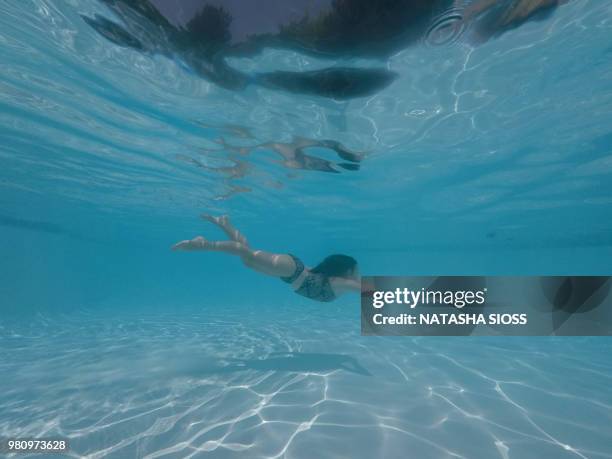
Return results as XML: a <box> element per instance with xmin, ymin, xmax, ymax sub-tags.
<box><xmin>280</xmin><ymin>254</ymin><xmax>336</xmax><ymax>302</ymax></box>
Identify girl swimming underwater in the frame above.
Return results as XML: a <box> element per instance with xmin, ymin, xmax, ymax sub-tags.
<box><xmin>172</xmin><ymin>215</ymin><xmax>361</xmax><ymax>302</ymax></box>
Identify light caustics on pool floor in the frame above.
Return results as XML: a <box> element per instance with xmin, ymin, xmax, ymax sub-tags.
<box><xmin>1</xmin><ymin>306</ymin><xmax>611</xmax><ymax>459</ymax></box>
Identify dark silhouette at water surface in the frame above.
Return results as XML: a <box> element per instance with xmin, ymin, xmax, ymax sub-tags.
<box><xmin>84</xmin><ymin>0</ymin><xmax>568</xmax><ymax>99</ymax></box>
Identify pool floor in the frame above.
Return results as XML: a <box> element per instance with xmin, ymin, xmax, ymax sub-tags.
<box><xmin>1</xmin><ymin>304</ymin><xmax>611</xmax><ymax>459</ymax></box>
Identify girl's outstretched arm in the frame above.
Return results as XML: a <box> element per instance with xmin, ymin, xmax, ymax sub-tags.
<box><xmin>330</xmin><ymin>277</ymin><xmax>362</xmax><ymax>295</ymax></box>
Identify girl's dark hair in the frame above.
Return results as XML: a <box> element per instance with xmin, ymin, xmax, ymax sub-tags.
<box><xmin>310</xmin><ymin>254</ymin><xmax>358</xmax><ymax>278</ymax></box>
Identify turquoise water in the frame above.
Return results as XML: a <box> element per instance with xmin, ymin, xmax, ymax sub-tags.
<box><xmin>1</xmin><ymin>0</ymin><xmax>612</xmax><ymax>458</ymax></box>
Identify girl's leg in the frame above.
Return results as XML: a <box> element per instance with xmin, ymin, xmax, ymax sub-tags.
<box><xmin>172</xmin><ymin>236</ymin><xmax>296</xmax><ymax>278</ymax></box>
<box><xmin>202</xmin><ymin>214</ymin><xmax>249</xmax><ymax>247</ymax></box>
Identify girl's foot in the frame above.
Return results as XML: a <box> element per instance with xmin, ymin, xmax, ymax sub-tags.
<box><xmin>201</xmin><ymin>214</ymin><xmax>229</xmax><ymax>227</ymax></box>
<box><xmin>172</xmin><ymin>236</ymin><xmax>209</xmax><ymax>251</ymax></box>
<box><xmin>201</xmin><ymin>214</ymin><xmax>248</xmax><ymax>246</ymax></box>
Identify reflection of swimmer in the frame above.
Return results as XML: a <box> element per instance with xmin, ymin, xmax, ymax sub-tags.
<box><xmin>175</xmin><ymin>132</ymin><xmax>363</xmax><ymax>200</ymax></box>
<box><xmin>172</xmin><ymin>215</ymin><xmax>360</xmax><ymax>302</ymax></box>
<box><xmin>260</xmin><ymin>137</ymin><xmax>364</xmax><ymax>173</ymax></box>
<box><xmin>84</xmin><ymin>0</ymin><xmax>569</xmax><ymax>99</ymax></box>
<box><xmin>188</xmin><ymin>134</ymin><xmax>363</xmax><ymax>176</ymax></box>
<box><xmin>175</xmin><ymin>152</ymin><xmax>252</xmax><ymax>200</ymax></box>
<box><xmin>213</xmin><ymin>136</ymin><xmax>364</xmax><ymax>174</ymax></box>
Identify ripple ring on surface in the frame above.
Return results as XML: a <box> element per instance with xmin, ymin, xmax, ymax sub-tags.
<box><xmin>425</xmin><ymin>9</ymin><xmax>466</xmax><ymax>47</ymax></box>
